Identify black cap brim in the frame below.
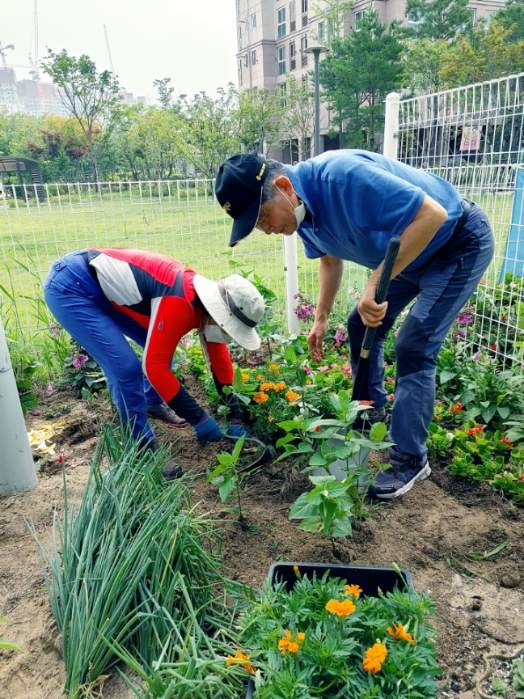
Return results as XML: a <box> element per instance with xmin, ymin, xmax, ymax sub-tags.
<box><xmin>229</xmin><ymin>189</ymin><xmax>263</xmax><ymax>247</ymax></box>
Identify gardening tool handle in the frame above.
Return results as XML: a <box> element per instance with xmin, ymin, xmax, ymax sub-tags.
<box><xmin>360</xmin><ymin>237</ymin><xmax>401</xmax><ymax>355</ymax></box>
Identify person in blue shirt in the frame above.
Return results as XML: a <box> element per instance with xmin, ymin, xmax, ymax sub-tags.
<box><xmin>214</xmin><ymin>150</ymin><xmax>494</xmax><ymax>500</ymax></box>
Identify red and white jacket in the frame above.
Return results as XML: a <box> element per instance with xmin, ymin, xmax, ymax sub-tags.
<box><xmin>86</xmin><ymin>248</ymin><xmax>233</xmax><ymax>403</ymax></box>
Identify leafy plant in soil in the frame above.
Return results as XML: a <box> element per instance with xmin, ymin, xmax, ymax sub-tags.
<box><xmin>236</xmin><ymin>571</ymin><xmax>440</xmax><ymax>698</ymax></box>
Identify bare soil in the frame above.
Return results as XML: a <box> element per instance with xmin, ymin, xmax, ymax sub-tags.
<box><xmin>1</xmin><ymin>386</ymin><xmax>523</xmax><ymax>698</ymax></box>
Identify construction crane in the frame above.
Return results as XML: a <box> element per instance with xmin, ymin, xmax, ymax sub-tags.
<box><xmin>28</xmin><ymin>0</ymin><xmax>40</xmax><ymax>80</ymax></box>
<box><xmin>0</xmin><ymin>43</ymin><xmax>15</xmax><ymax>69</ymax></box>
<box><xmin>103</xmin><ymin>24</ymin><xmax>115</xmax><ymax>74</ymax></box>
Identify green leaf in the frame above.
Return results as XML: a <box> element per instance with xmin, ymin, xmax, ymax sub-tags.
<box><xmin>497</xmin><ymin>406</ymin><xmax>510</xmax><ymax>419</ymax></box>
<box><xmin>218</xmin><ymin>475</ymin><xmax>237</xmax><ymax>502</ymax></box>
<box><xmin>440</xmin><ymin>370</ymin><xmax>456</xmax><ymax>384</ymax></box>
<box><xmin>309</xmin><ymin>452</ymin><xmax>327</xmax><ymax>466</ymax></box>
<box><xmin>369</xmin><ymin>421</ymin><xmax>387</xmax><ymax>441</ymax></box>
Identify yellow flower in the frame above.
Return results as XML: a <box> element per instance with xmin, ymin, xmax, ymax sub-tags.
<box><xmin>256</xmin><ymin>374</ymin><xmax>265</xmax><ymax>381</ymax></box>
<box><xmin>273</xmin><ymin>381</ymin><xmax>286</xmax><ymax>392</ymax></box>
<box><xmin>325</xmin><ymin>598</ymin><xmax>356</xmax><ymax>618</ymax></box>
<box><xmin>226</xmin><ymin>648</ymin><xmax>255</xmax><ymax>674</ymax></box>
<box><xmin>253</xmin><ymin>392</ymin><xmax>269</xmax><ymax>404</ymax></box>
<box><xmin>362</xmin><ymin>641</ymin><xmax>388</xmax><ymax>674</ymax></box>
<box><xmin>306</xmin><ymin>378</ymin><xmax>313</xmax><ymax>385</ymax></box>
<box><xmin>278</xmin><ymin>629</ymin><xmax>305</xmax><ymax>655</ymax></box>
<box><xmin>387</xmin><ymin>623</ymin><xmax>416</xmax><ymax>646</ymax></box>
<box><xmin>293</xmin><ymin>564</ymin><xmax>301</xmax><ymax>577</ymax></box>
<box><xmin>260</xmin><ymin>382</ymin><xmax>275</xmax><ymax>392</ymax></box>
<box><xmin>285</xmin><ymin>389</ymin><xmax>301</xmax><ymax>403</ymax></box>
<box><xmin>344</xmin><ymin>584</ymin><xmax>363</xmax><ymax>599</ymax></box>
<box><xmin>268</xmin><ymin>414</ymin><xmax>274</xmax><ymax>422</ymax></box>
<box><xmin>241</xmin><ymin>371</ymin><xmax>250</xmax><ymax>382</ymax></box>
<box><xmin>268</xmin><ymin>362</ymin><xmax>281</xmax><ymax>375</ymax></box>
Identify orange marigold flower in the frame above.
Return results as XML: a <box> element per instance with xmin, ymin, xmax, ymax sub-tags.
<box><xmin>285</xmin><ymin>389</ymin><xmax>301</xmax><ymax>403</ymax></box>
<box><xmin>226</xmin><ymin>648</ymin><xmax>255</xmax><ymax>674</ymax></box>
<box><xmin>387</xmin><ymin>623</ymin><xmax>416</xmax><ymax>646</ymax></box>
<box><xmin>278</xmin><ymin>629</ymin><xmax>305</xmax><ymax>655</ymax></box>
<box><xmin>325</xmin><ymin>598</ymin><xmax>356</xmax><ymax>618</ymax></box>
<box><xmin>256</xmin><ymin>374</ymin><xmax>265</xmax><ymax>381</ymax></box>
<box><xmin>241</xmin><ymin>371</ymin><xmax>250</xmax><ymax>382</ymax></box>
<box><xmin>260</xmin><ymin>382</ymin><xmax>275</xmax><ymax>392</ymax></box>
<box><xmin>344</xmin><ymin>584</ymin><xmax>363</xmax><ymax>599</ymax></box>
<box><xmin>362</xmin><ymin>641</ymin><xmax>388</xmax><ymax>674</ymax></box>
<box><xmin>253</xmin><ymin>392</ymin><xmax>269</xmax><ymax>404</ymax></box>
<box><xmin>273</xmin><ymin>381</ymin><xmax>286</xmax><ymax>391</ymax></box>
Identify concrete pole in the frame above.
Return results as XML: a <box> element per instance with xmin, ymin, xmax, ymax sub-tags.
<box><xmin>0</xmin><ymin>316</ymin><xmax>37</xmax><ymax>495</ymax></box>
<box><xmin>383</xmin><ymin>92</ymin><xmax>401</xmax><ymax>160</ymax></box>
<box><xmin>283</xmin><ymin>235</ymin><xmax>300</xmax><ymax>335</ymax></box>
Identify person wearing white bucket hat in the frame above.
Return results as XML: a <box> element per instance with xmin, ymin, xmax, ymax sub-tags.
<box><xmin>43</xmin><ymin>247</ymin><xmax>265</xmax><ymax>478</ymax></box>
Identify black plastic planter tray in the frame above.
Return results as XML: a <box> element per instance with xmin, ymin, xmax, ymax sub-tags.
<box><xmin>245</xmin><ymin>561</ymin><xmax>414</xmax><ymax>698</ymax></box>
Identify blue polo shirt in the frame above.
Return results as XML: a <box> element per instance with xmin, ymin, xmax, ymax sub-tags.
<box><xmin>286</xmin><ymin>150</ymin><xmax>463</xmax><ymax>271</ymax></box>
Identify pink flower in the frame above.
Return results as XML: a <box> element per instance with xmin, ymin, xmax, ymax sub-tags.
<box><xmin>389</xmin><ymin>393</ymin><xmax>395</xmax><ymax>401</ymax></box>
<box><xmin>331</xmin><ymin>362</ymin><xmax>339</xmax><ymax>369</ymax></box>
<box><xmin>342</xmin><ymin>363</ymin><xmax>352</xmax><ymax>376</ymax></box>
<box><xmin>303</xmin><ymin>366</ymin><xmax>312</xmax><ymax>375</ymax></box>
<box><xmin>46</xmin><ymin>383</ymin><xmax>54</xmax><ymax>395</ymax></box>
<box><xmin>457</xmin><ymin>312</ymin><xmax>473</xmax><ymax>325</ymax></box>
<box><xmin>49</xmin><ymin>322</ymin><xmax>60</xmax><ymax>338</ymax></box>
<box><xmin>72</xmin><ymin>353</ymin><xmax>89</xmax><ymax>369</ymax></box>
<box><xmin>318</xmin><ymin>365</ymin><xmax>329</xmax><ymax>373</ymax></box>
<box><xmin>471</xmin><ymin>352</ymin><xmax>480</xmax><ymax>361</ymax></box>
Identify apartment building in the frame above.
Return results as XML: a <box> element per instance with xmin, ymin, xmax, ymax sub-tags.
<box><xmin>236</xmin><ymin>0</ymin><xmax>507</xmax><ymax>159</ymax></box>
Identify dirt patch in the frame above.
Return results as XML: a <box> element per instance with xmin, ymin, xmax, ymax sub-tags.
<box><xmin>1</xmin><ymin>387</ymin><xmax>523</xmax><ymax>698</ymax></box>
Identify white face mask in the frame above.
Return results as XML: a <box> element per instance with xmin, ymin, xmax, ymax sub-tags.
<box><xmin>278</xmin><ymin>188</ymin><xmax>306</xmax><ymax>228</ymax></box>
<box><xmin>202</xmin><ymin>321</ymin><xmax>230</xmax><ymax>344</ymax></box>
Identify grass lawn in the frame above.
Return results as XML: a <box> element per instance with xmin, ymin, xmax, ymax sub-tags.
<box><xmin>0</xmin><ymin>185</ymin><xmax>515</xmax><ymax>335</ymax></box>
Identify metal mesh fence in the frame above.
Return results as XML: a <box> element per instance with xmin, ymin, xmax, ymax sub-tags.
<box><xmin>0</xmin><ymin>178</ymin><xmax>364</xmax><ymax>339</ymax></box>
<box><xmin>396</xmin><ymin>73</ymin><xmax>524</xmax><ymax>366</ymax></box>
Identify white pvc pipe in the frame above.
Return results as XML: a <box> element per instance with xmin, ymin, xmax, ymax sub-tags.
<box><xmin>283</xmin><ymin>234</ymin><xmax>300</xmax><ymax>335</ymax></box>
<box><xmin>0</xmin><ymin>316</ymin><xmax>37</xmax><ymax>495</ymax></box>
<box><xmin>383</xmin><ymin>92</ymin><xmax>401</xmax><ymax>160</ymax></box>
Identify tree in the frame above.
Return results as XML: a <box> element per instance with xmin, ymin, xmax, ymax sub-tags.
<box><xmin>315</xmin><ymin>0</ymin><xmax>354</xmax><ymax>42</ymax></box>
<box><xmin>173</xmin><ymin>84</ymin><xmax>241</xmax><ymax>178</ymax></box>
<box><xmin>405</xmin><ymin>0</ymin><xmax>472</xmax><ymax>40</ymax></box>
<box><xmin>439</xmin><ymin>18</ymin><xmax>524</xmax><ymax>87</ymax></box>
<box><xmin>320</xmin><ymin>10</ymin><xmax>404</xmax><ymax>150</ymax></box>
<box><xmin>284</xmin><ymin>76</ymin><xmax>315</xmax><ymax>160</ymax></box>
<box><xmin>237</xmin><ymin>88</ymin><xmax>285</xmax><ymax>155</ymax></box>
<box><xmin>41</xmin><ymin>49</ymin><xmax>121</xmax><ymax>180</ymax></box>
<box><xmin>154</xmin><ymin>77</ymin><xmax>175</xmax><ymax>110</ymax></box>
<box><xmin>494</xmin><ymin>0</ymin><xmax>524</xmax><ymax>42</ymax></box>
<box><xmin>402</xmin><ymin>37</ymin><xmax>449</xmax><ymax>93</ymax></box>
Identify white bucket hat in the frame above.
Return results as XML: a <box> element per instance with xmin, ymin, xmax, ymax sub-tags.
<box><xmin>193</xmin><ymin>273</ymin><xmax>265</xmax><ymax>350</ymax></box>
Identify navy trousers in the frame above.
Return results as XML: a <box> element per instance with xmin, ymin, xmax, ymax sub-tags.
<box><xmin>348</xmin><ymin>203</ymin><xmax>495</xmax><ymax>458</ymax></box>
<box><xmin>44</xmin><ymin>251</ymin><xmax>162</xmax><ymax>443</ymax></box>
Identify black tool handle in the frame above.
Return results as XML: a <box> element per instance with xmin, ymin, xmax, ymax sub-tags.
<box><xmin>360</xmin><ymin>237</ymin><xmax>401</xmax><ymax>354</ymax></box>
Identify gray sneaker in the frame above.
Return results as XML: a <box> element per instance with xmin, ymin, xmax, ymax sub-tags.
<box><xmin>369</xmin><ymin>449</ymin><xmax>431</xmax><ymax>500</ymax></box>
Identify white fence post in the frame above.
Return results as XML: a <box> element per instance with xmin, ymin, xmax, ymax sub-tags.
<box><xmin>383</xmin><ymin>92</ymin><xmax>401</xmax><ymax>160</ymax></box>
<box><xmin>284</xmin><ymin>234</ymin><xmax>300</xmax><ymax>335</ymax></box>
<box><xmin>0</xmin><ymin>316</ymin><xmax>37</xmax><ymax>496</ymax></box>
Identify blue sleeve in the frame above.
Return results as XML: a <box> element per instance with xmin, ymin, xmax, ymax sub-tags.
<box><xmin>338</xmin><ymin>164</ymin><xmax>425</xmax><ymax>237</ymax></box>
<box><xmin>297</xmin><ymin>227</ymin><xmax>325</xmax><ymax>259</ymax></box>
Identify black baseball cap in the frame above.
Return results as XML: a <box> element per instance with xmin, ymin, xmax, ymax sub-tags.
<box><xmin>215</xmin><ymin>152</ymin><xmax>269</xmax><ymax>247</ymax></box>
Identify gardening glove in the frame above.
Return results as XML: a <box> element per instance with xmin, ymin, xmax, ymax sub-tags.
<box><xmin>227</xmin><ymin>422</ymin><xmax>249</xmax><ymax>439</ymax></box>
<box><xmin>194</xmin><ymin>414</ymin><xmax>224</xmax><ymax>443</ymax></box>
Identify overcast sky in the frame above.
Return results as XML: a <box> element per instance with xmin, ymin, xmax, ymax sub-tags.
<box><xmin>2</xmin><ymin>1</ymin><xmax>239</xmax><ymax>103</ymax></box>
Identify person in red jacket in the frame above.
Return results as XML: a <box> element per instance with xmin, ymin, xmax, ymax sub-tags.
<box><xmin>43</xmin><ymin>248</ymin><xmax>265</xmax><ymax>478</ymax></box>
